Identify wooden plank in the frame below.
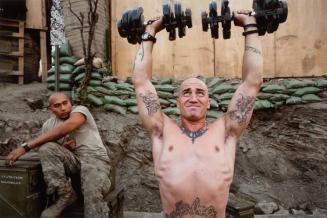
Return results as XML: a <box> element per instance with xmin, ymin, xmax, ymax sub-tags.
<box><xmin>0</xmin><ymin>70</ymin><xmax>23</xmax><ymax>76</ymax></box>
<box><xmin>0</xmin><ymin>52</ymin><xmax>24</xmax><ymax>57</ymax></box>
<box><xmin>25</xmin><ymin>0</ymin><xmax>46</xmax><ymax>29</ymax></box>
<box><xmin>275</xmin><ymin>0</ymin><xmax>327</xmax><ymax>77</ymax></box>
<box><xmin>40</xmin><ymin>31</ymin><xmax>48</xmax><ymax>82</ymax></box>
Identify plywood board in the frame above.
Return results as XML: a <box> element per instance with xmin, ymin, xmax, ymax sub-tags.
<box><xmin>25</xmin><ymin>0</ymin><xmax>47</xmax><ymax>30</ymax></box>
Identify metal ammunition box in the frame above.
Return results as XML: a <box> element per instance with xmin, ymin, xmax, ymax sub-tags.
<box><xmin>226</xmin><ymin>194</ymin><xmax>255</xmax><ymax>218</ymax></box>
<box><xmin>0</xmin><ymin>154</ymin><xmax>46</xmax><ymax>218</ymax></box>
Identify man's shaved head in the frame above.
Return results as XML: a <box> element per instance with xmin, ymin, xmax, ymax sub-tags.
<box><xmin>179</xmin><ymin>77</ymin><xmax>208</xmax><ymax>96</ymax></box>
<box><xmin>48</xmin><ymin>92</ymin><xmax>70</xmax><ymax>106</ymax></box>
<box><xmin>48</xmin><ymin>92</ymin><xmax>72</xmax><ymax>120</ymax></box>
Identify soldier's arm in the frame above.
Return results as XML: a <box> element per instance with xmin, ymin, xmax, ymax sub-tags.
<box><xmin>224</xmin><ymin>12</ymin><xmax>263</xmax><ymax>140</ymax></box>
<box><xmin>133</xmin><ymin>17</ymin><xmax>166</xmax><ymax>137</ymax></box>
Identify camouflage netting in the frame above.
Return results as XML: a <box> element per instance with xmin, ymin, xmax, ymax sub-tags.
<box><xmin>47</xmin><ymin>44</ymin><xmax>327</xmax><ymax>117</ymax></box>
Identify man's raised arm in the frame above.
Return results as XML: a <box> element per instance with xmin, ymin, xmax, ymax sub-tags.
<box><xmin>132</xmin><ymin>18</ymin><xmax>165</xmax><ymax>136</ymax></box>
<box><xmin>224</xmin><ymin>12</ymin><xmax>263</xmax><ymax>140</ymax></box>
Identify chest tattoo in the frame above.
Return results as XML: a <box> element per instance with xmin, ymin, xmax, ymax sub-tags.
<box><xmin>180</xmin><ymin>125</ymin><xmax>208</xmax><ymax>144</ymax></box>
<box><xmin>165</xmin><ymin>197</ymin><xmax>217</xmax><ymax>218</ymax></box>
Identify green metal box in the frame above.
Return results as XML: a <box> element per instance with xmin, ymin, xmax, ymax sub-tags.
<box><xmin>0</xmin><ymin>154</ymin><xmax>45</xmax><ymax>218</ymax></box>
<box><xmin>226</xmin><ymin>194</ymin><xmax>255</xmax><ymax>218</ymax></box>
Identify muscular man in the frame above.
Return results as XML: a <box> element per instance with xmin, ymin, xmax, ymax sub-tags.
<box><xmin>6</xmin><ymin>92</ymin><xmax>112</xmax><ymax>218</ymax></box>
<box><xmin>132</xmin><ymin>12</ymin><xmax>262</xmax><ymax>218</ymax></box>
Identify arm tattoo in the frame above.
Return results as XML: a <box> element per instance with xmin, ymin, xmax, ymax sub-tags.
<box><xmin>228</xmin><ymin>94</ymin><xmax>255</xmax><ymax>125</ymax></box>
<box><xmin>139</xmin><ymin>91</ymin><xmax>160</xmax><ymax>116</ymax></box>
<box><xmin>166</xmin><ymin>197</ymin><xmax>217</xmax><ymax>218</ymax></box>
<box><xmin>133</xmin><ymin>42</ymin><xmax>145</xmax><ymax>70</ymax></box>
<box><xmin>245</xmin><ymin>46</ymin><xmax>261</xmax><ymax>55</ymax></box>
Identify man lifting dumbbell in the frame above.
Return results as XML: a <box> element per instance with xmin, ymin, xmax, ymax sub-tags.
<box><xmin>131</xmin><ymin>9</ymin><xmax>263</xmax><ymax>218</ymax></box>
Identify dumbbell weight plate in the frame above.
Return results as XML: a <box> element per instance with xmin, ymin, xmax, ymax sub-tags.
<box><xmin>266</xmin><ymin>14</ymin><xmax>279</xmax><ymax>33</ymax></box>
<box><xmin>185</xmin><ymin>8</ymin><xmax>192</xmax><ymax>28</ymax></box>
<box><xmin>201</xmin><ymin>11</ymin><xmax>209</xmax><ymax>32</ymax></box>
<box><xmin>175</xmin><ymin>1</ymin><xmax>186</xmax><ymax>38</ymax></box>
<box><xmin>209</xmin><ymin>1</ymin><xmax>218</xmax><ymax>17</ymax></box>
<box><xmin>163</xmin><ymin>3</ymin><xmax>173</xmax><ymax>32</ymax></box>
<box><xmin>209</xmin><ymin>1</ymin><xmax>219</xmax><ymax>39</ymax></box>
<box><xmin>278</xmin><ymin>0</ymin><xmax>288</xmax><ymax>23</ymax></box>
<box><xmin>221</xmin><ymin>0</ymin><xmax>231</xmax><ymax>39</ymax></box>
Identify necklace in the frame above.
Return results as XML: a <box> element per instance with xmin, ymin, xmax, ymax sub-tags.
<box><xmin>180</xmin><ymin>123</ymin><xmax>208</xmax><ymax>144</ymax></box>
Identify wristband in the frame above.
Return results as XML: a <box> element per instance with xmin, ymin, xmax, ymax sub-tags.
<box><xmin>243</xmin><ymin>23</ymin><xmax>258</xmax><ymax>30</ymax></box>
<box><xmin>21</xmin><ymin>142</ymin><xmax>31</xmax><ymax>152</ymax></box>
<box><xmin>242</xmin><ymin>30</ymin><xmax>259</xmax><ymax>36</ymax></box>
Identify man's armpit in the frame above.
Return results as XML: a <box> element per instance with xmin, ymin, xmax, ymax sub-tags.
<box><xmin>228</xmin><ymin>94</ymin><xmax>255</xmax><ymax>125</ymax></box>
<box><xmin>139</xmin><ymin>90</ymin><xmax>161</xmax><ymax>116</ymax></box>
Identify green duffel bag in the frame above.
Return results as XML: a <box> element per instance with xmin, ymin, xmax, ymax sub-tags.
<box><xmin>261</xmin><ymin>84</ymin><xmax>286</xmax><ymax>93</ymax></box>
<box><xmin>210</xmin><ymin>98</ymin><xmax>219</xmax><ymax>108</ymax></box>
<box><xmin>116</xmin><ymin>83</ymin><xmax>134</xmax><ymax>92</ymax></box>
<box><xmin>254</xmin><ymin>100</ymin><xmax>274</xmax><ymax>110</ymax></box>
<box><xmin>285</xmin><ymin>96</ymin><xmax>302</xmax><ymax>105</ymax></box>
<box><xmin>160</xmin><ymin>98</ymin><xmax>171</xmax><ymax>106</ymax></box>
<box><xmin>128</xmin><ymin>106</ymin><xmax>139</xmax><ymax>114</ymax></box>
<box><xmin>317</xmin><ymin>78</ymin><xmax>327</xmax><ymax>88</ymax></box>
<box><xmin>160</xmin><ymin>78</ymin><xmax>173</xmax><ymax>85</ymax></box>
<box><xmin>211</xmin><ymin>84</ymin><xmax>235</xmax><ymax>94</ymax></box>
<box><xmin>269</xmin><ymin>94</ymin><xmax>290</xmax><ymax>102</ymax></box>
<box><xmin>87</xmin><ymin>94</ymin><xmax>103</xmax><ymax>106</ymax></box>
<box><xmin>47</xmin><ymin>83</ymin><xmax>72</xmax><ymax>91</ymax></box>
<box><xmin>104</xmin><ymin>104</ymin><xmax>127</xmax><ymax>115</ymax></box>
<box><xmin>125</xmin><ymin>98</ymin><xmax>137</xmax><ymax>106</ymax></box>
<box><xmin>89</xmin><ymin>79</ymin><xmax>102</xmax><ymax>87</ymax></box>
<box><xmin>59</xmin><ymin>41</ymin><xmax>72</xmax><ymax>57</ymax></box>
<box><xmin>292</xmin><ymin>87</ymin><xmax>321</xmax><ymax>97</ymax></box>
<box><xmin>207</xmin><ymin>77</ymin><xmax>225</xmax><ymax>88</ymax></box>
<box><xmin>47</xmin><ymin>74</ymin><xmax>72</xmax><ymax>83</ymax></box>
<box><xmin>157</xmin><ymin>91</ymin><xmax>175</xmax><ymax>99</ymax></box>
<box><xmin>219</xmin><ymin>100</ymin><xmax>230</xmax><ymax>109</ymax></box>
<box><xmin>59</xmin><ymin>56</ymin><xmax>80</xmax><ymax>65</ymax></box>
<box><xmin>72</xmin><ymin>65</ymin><xmax>85</xmax><ymax>77</ymax></box>
<box><xmin>207</xmin><ymin>110</ymin><xmax>224</xmax><ymax>119</ymax></box>
<box><xmin>104</xmin><ymin>96</ymin><xmax>126</xmax><ymax>106</ymax></box>
<box><xmin>283</xmin><ymin>79</ymin><xmax>305</xmax><ymax>89</ymax></box>
<box><xmin>102</xmin><ymin>82</ymin><xmax>117</xmax><ymax>90</ymax></box>
<box><xmin>257</xmin><ymin>92</ymin><xmax>275</xmax><ymax>100</ymax></box>
<box><xmin>301</xmin><ymin>94</ymin><xmax>321</xmax><ymax>103</ymax></box>
<box><xmin>163</xmin><ymin>107</ymin><xmax>180</xmax><ymax>115</ymax></box>
<box><xmin>154</xmin><ymin>84</ymin><xmax>175</xmax><ymax>92</ymax></box>
<box><xmin>94</xmin><ymin>86</ymin><xmax>112</xmax><ymax>95</ymax></box>
<box><xmin>215</xmin><ymin>93</ymin><xmax>234</xmax><ymax>101</ymax></box>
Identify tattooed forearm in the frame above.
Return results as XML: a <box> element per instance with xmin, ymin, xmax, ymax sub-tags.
<box><xmin>133</xmin><ymin>42</ymin><xmax>145</xmax><ymax>69</ymax></box>
<box><xmin>165</xmin><ymin>197</ymin><xmax>217</xmax><ymax>218</ymax></box>
<box><xmin>140</xmin><ymin>91</ymin><xmax>160</xmax><ymax>116</ymax></box>
<box><xmin>245</xmin><ymin>46</ymin><xmax>261</xmax><ymax>55</ymax></box>
<box><xmin>229</xmin><ymin>94</ymin><xmax>255</xmax><ymax>124</ymax></box>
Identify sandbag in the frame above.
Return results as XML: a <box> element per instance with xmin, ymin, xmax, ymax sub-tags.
<box><xmin>72</xmin><ymin>65</ymin><xmax>86</xmax><ymax>77</ymax></box>
<box><xmin>301</xmin><ymin>94</ymin><xmax>321</xmax><ymax>103</ymax></box>
<box><xmin>95</xmin><ymin>86</ymin><xmax>112</xmax><ymax>95</ymax></box>
<box><xmin>261</xmin><ymin>84</ymin><xmax>286</xmax><ymax>93</ymax></box>
<box><xmin>89</xmin><ymin>79</ymin><xmax>102</xmax><ymax>87</ymax></box>
<box><xmin>97</xmin><ymin>67</ymin><xmax>109</xmax><ymax>75</ymax></box>
<box><xmin>87</xmin><ymin>94</ymin><xmax>103</xmax><ymax>106</ymax></box>
<box><xmin>74</xmin><ymin>73</ymin><xmax>85</xmax><ymax>83</ymax></box>
<box><xmin>47</xmin><ymin>64</ymin><xmax>75</xmax><ymax>75</ymax></box>
<box><xmin>104</xmin><ymin>96</ymin><xmax>126</xmax><ymax>106</ymax></box>
<box><xmin>207</xmin><ymin>110</ymin><xmax>224</xmax><ymax>119</ymax></box>
<box><xmin>285</xmin><ymin>96</ymin><xmax>302</xmax><ymax>105</ymax></box>
<box><xmin>207</xmin><ymin>77</ymin><xmax>225</xmax><ymax>88</ymax></box>
<box><xmin>47</xmin><ymin>83</ymin><xmax>72</xmax><ymax>91</ymax></box>
<box><xmin>219</xmin><ymin>100</ymin><xmax>230</xmax><ymax>109</ymax></box>
<box><xmin>160</xmin><ymin>79</ymin><xmax>172</xmax><ymax>85</ymax></box>
<box><xmin>211</xmin><ymin>84</ymin><xmax>235</xmax><ymax>94</ymax></box>
<box><xmin>128</xmin><ymin>106</ymin><xmax>139</xmax><ymax>114</ymax></box>
<box><xmin>317</xmin><ymin>79</ymin><xmax>327</xmax><ymax>88</ymax></box>
<box><xmin>254</xmin><ymin>100</ymin><xmax>274</xmax><ymax>110</ymax></box>
<box><xmin>102</xmin><ymin>82</ymin><xmax>117</xmax><ymax>91</ymax></box>
<box><xmin>269</xmin><ymin>94</ymin><xmax>290</xmax><ymax>102</ymax></box>
<box><xmin>274</xmin><ymin>101</ymin><xmax>284</xmax><ymax>108</ymax></box>
<box><xmin>168</xmin><ymin>99</ymin><xmax>177</xmax><ymax>106</ymax></box>
<box><xmin>257</xmin><ymin>93</ymin><xmax>275</xmax><ymax>100</ymax></box>
<box><xmin>59</xmin><ymin>41</ymin><xmax>72</xmax><ymax>57</ymax></box>
<box><xmin>116</xmin><ymin>83</ymin><xmax>134</xmax><ymax>92</ymax></box>
<box><xmin>59</xmin><ymin>56</ymin><xmax>80</xmax><ymax>65</ymax></box>
<box><xmin>215</xmin><ymin>93</ymin><xmax>234</xmax><ymax>101</ymax></box>
<box><xmin>210</xmin><ymin>98</ymin><xmax>219</xmax><ymax>108</ymax></box>
<box><xmin>160</xmin><ymin>98</ymin><xmax>171</xmax><ymax>106</ymax></box>
<box><xmin>154</xmin><ymin>84</ymin><xmax>176</xmax><ymax>92</ymax></box>
<box><xmin>86</xmin><ymin>86</ymin><xmax>97</xmax><ymax>93</ymax></box>
<box><xmin>163</xmin><ymin>107</ymin><xmax>180</xmax><ymax>115</ymax></box>
<box><xmin>283</xmin><ymin>79</ymin><xmax>305</xmax><ymax>89</ymax></box>
<box><xmin>125</xmin><ymin>98</ymin><xmax>137</xmax><ymax>106</ymax></box>
<box><xmin>301</xmin><ymin>79</ymin><xmax>317</xmax><ymax>87</ymax></box>
<box><xmin>104</xmin><ymin>104</ymin><xmax>127</xmax><ymax>115</ymax></box>
<box><xmin>292</xmin><ymin>87</ymin><xmax>321</xmax><ymax>97</ymax></box>
<box><xmin>157</xmin><ymin>91</ymin><xmax>174</xmax><ymax>99</ymax></box>
<box><xmin>47</xmin><ymin>74</ymin><xmax>72</xmax><ymax>83</ymax></box>
<box><xmin>91</xmin><ymin>72</ymin><xmax>103</xmax><ymax>80</ymax></box>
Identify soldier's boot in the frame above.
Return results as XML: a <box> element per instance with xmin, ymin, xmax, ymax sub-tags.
<box><xmin>40</xmin><ymin>180</ymin><xmax>77</xmax><ymax>218</ymax></box>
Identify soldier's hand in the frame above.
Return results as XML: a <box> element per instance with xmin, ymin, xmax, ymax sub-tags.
<box><xmin>233</xmin><ymin>10</ymin><xmax>257</xmax><ymax>27</ymax></box>
<box><xmin>5</xmin><ymin>147</ymin><xmax>25</xmax><ymax>166</ymax></box>
<box><xmin>63</xmin><ymin>139</ymin><xmax>76</xmax><ymax>151</ymax></box>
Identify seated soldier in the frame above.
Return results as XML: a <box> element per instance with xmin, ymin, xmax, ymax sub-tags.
<box><xmin>132</xmin><ymin>11</ymin><xmax>262</xmax><ymax>218</ymax></box>
<box><xmin>6</xmin><ymin>92</ymin><xmax>112</xmax><ymax>218</ymax></box>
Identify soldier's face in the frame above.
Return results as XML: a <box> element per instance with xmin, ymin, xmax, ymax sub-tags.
<box><xmin>177</xmin><ymin>78</ymin><xmax>209</xmax><ymax>121</ymax></box>
<box><xmin>49</xmin><ymin>95</ymin><xmax>72</xmax><ymax>120</ymax></box>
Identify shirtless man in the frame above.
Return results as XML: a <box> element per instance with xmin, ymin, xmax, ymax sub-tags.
<box><xmin>132</xmin><ymin>11</ymin><xmax>262</xmax><ymax>218</ymax></box>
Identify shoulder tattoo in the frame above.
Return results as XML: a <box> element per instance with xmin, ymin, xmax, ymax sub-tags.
<box><xmin>139</xmin><ymin>91</ymin><xmax>160</xmax><ymax>116</ymax></box>
<box><xmin>165</xmin><ymin>197</ymin><xmax>217</xmax><ymax>218</ymax></box>
<box><xmin>228</xmin><ymin>94</ymin><xmax>255</xmax><ymax>125</ymax></box>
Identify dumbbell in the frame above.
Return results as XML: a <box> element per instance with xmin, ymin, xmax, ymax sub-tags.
<box><xmin>202</xmin><ymin>0</ymin><xmax>288</xmax><ymax>39</ymax></box>
<box><xmin>117</xmin><ymin>0</ymin><xmax>192</xmax><ymax>44</ymax></box>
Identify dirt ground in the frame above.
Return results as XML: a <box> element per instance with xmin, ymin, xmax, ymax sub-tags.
<box><xmin>0</xmin><ymin>82</ymin><xmax>326</xmax><ymax>216</ymax></box>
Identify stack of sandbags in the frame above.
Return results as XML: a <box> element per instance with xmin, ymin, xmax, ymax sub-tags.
<box><xmin>47</xmin><ymin>41</ymin><xmax>79</xmax><ymax>96</ymax></box>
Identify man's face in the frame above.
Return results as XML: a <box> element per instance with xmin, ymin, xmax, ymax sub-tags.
<box><xmin>177</xmin><ymin>78</ymin><xmax>210</xmax><ymax>121</ymax></box>
<box><xmin>49</xmin><ymin>94</ymin><xmax>72</xmax><ymax>120</ymax></box>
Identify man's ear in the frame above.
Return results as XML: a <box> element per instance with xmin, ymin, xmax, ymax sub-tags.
<box><xmin>176</xmin><ymin>97</ymin><xmax>180</xmax><ymax>109</ymax></box>
<box><xmin>207</xmin><ymin>99</ymin><xmax>211</xmax><ymax>109</ymax></box>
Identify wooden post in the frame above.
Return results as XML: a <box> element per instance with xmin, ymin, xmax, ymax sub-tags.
<box><xmin>40</xmin><ymin>30</ymin><xmax>48</xmax><ymax>82</ymax></box>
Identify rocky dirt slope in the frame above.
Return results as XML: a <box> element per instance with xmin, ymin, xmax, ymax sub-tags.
<box><xmin>0</xmin><ymin>82</ymin><xmax>326</xmax><ymax>216</ymax></box>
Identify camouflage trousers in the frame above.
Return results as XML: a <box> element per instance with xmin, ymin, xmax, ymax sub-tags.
<box><xmin>38</xmin><ymin>142</ymin><xmax>112</xmax><ymax>218</ymax></box>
